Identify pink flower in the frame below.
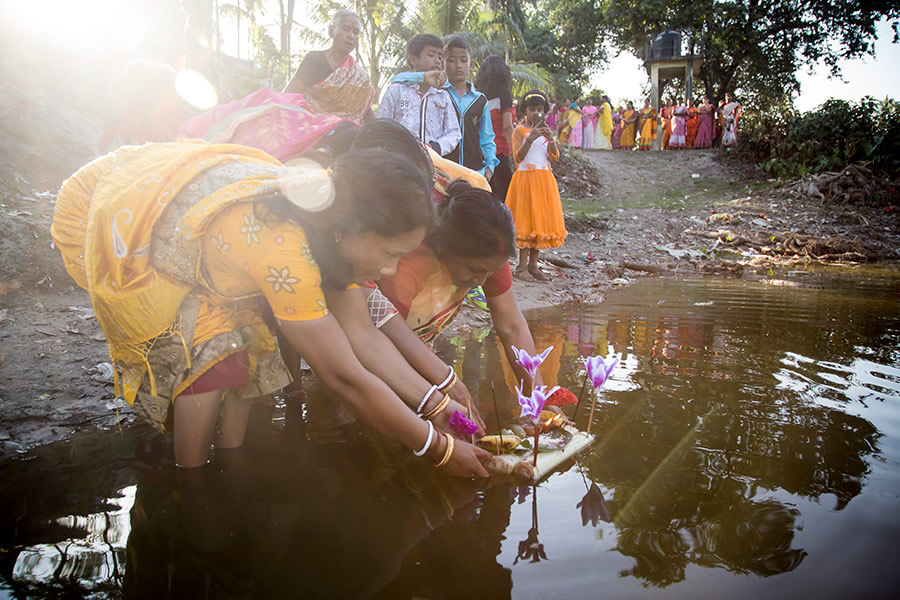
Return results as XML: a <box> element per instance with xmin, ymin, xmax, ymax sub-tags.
<box><xmin>583</xmin><ymin>355</ymin><xmax>618</xmax><ymax>389</ymax></box>
<box><xmin>512</xmin><ymin>346</ymin><xmax>554</xmax><ymax>379</ymax></box>
<box><xmin>517</xmin><ymin>384</ymin><xmax>560</xmax><ymax>423</ymax></box>
<box><xmin>448</xmin><ymin>410</ymin><xmax>478</xmax><ymax>437</ymax></box>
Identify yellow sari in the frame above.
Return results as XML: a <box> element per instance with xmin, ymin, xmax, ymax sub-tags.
<box><xmin>52</xmin><ymin>142</ymin><xmax>300</xmax><ymax>410</ymax></box>
<box><xmin>639</xmin><ymin>107</ymin><xmax>657</xmax><ymax>150</ymax></box>
<box><xmin>619</xmin><ymin>109</ymin><xmax>637</xmax><ymax>149</ymax></box>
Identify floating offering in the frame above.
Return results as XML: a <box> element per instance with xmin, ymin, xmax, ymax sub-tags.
<box><xmin>478</xmin><ymin>422</ymin><xmax>595</xmax><ymax>483</ymax></box>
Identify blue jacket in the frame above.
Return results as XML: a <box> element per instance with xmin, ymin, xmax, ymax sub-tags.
<box><xmin>390</xmin><ymin>72</ymin><xmax>498</xmax><ymax>174</ymax></box>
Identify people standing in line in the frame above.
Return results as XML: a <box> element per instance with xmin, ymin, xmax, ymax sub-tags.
<box><xmin>581</xmin><ymin>98</ymin><xmax>599</xmax><ymax>149</ymax></box>
<box><xmin>475</xmin><ymin>55</ymin><xmax>516</xmax><ymax>201</ymax></box>
<box><xmin>669</xmin><ymin>98</ymin><xmax>687</xmax><ymax>149</ymax></box>
<box><xmin>619</xmin><ymin>101</ymin><xmax>637</xmax><ymax>150</ymax></box>
<box><xmin>638</xmin><ymin>98</ymin><xmax>657</xmax><ymax>151</ymax></box>
<box><xmin>378</xmin><ymin>34</ymin><xmax>461</xmax><ymax>157</ymax></box>
<box><xmin>596</xmin><ymin>95</ymin><xmax>613</xmax><ymax>150</ymax></box>
<box><xmin>693</xmin><ymin>95</ymin><xmax>714</xmax><ymax>149</ymax></box>
<box><xmin>505</xmin><ymin>90</ymin><xmax>567</xmax><ymax>281</ymax></box>
<box><xmin>721</xmin><ymin>93</ymin><xmax>742</xmax><ymax>148</ymax></box>
<box><xmin>283</xmin><ymin>9</ymin><xmax>375</xmax><ymax>123</ymax></box>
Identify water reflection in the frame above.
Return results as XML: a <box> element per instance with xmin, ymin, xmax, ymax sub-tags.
<box><xmin>2</xmin><ymin>272</ymin><xmax>899</xmax><ymax>597</ymax></box>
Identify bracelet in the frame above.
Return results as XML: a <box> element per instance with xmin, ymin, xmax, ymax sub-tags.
<box><xmin>423</xmin><ymin>394</ymin><xmax>450</xmax><ymax>421</ymax></box>
<box><xmin>440</xmin><ymin>374</ymin><xmax>458</xmax><ymax>395</ymax></box>
<box><xmin>435</xmin><ymin>434</ymin><xmax>455</xmax><ymax>468</ymax></box>
<box><xmin>416</xmin><ymin>385</ymin><xmax>439</xmax><ymax>415</ymax></box>
<box><xmin>426</xmin><ymin>430</ymin><xmax>445</xmax><ymax>461</ymax></box>
<box><xmin>437</xmin><ymin>366</ymin><xmax>455</xmax><ymax>390</ymax></box>
<box><xmin>413</xmin><ymin>420</ymin><xmax>435</xmax><ymax>457</ymax></box>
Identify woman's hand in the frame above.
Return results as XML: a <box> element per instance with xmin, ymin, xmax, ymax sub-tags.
<box><xmin>538</xmin><ymin>124</ymin><xmax>554</xmax><ymax>140</ymax></box>
<box><xmin>441</xmin><ymin>438</ymin><xmax>491</xmax><ymax>478</ymax></box>
<box><xmin>432</xmin><ymin>396</ymin><xmax>486</xmax><ymax>437</ymax></box>
<box><xmin>526</xmin><ymin>127</ymin><xmax>542</xmax><ymax>142</ymax></box>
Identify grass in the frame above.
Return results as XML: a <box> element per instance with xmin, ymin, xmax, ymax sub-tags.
<box><xmin>563</xmin><ymin>175</ymin><xmax>766</xmax><ymax>217</ymax></box>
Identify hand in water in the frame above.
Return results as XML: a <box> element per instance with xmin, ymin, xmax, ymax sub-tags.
<box><xmin>443</xmin><ymin>438</ymin><xmax>491</xmax><ymax>478</ymax></box>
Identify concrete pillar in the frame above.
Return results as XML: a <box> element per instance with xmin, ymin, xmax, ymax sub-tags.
<box><xmin>651</xmin><ymin>63</ymin><xmax>661</xmax><ymax>151</ymax></box>
<box><xmin>685</xmin><ymin>59</ymin><xmax>693</xmax><ymax>103</ymax></box>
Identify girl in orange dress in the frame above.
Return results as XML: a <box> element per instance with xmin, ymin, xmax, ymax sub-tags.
<box><xmin>506</xmin><ymin>90</ymin><xmax>567</xmax><ymax>281</ymax></box>
<box><xmin>661</xmin><ymin>100</ymin><xmax>673</xmax><ymax>150</ymax></box>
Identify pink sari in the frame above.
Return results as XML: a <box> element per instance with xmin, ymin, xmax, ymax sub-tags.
<box><xmin>178</xmin><ymin>88</ymin><xmax>350</xmax><ymax>163</ymax></box>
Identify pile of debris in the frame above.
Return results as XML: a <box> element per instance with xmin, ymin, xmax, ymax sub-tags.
<box><xmin>784</xmin><ymin>164</ymin><xmax>897</xmax><ymax>206</ymax></box>
<box><xmin>555</xmin><ymin>149</ymin><xmax>603</xmax><ymax>198</ymax></box>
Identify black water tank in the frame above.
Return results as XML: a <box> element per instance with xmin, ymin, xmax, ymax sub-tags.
<box><xmin>651</xmin><ymin>31</ymin><xmax>681</xmax><ymax>59</ymax></box>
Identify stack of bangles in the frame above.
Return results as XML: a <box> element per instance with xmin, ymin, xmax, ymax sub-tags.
<box><xmin>415</xmin><ymin>366</ymin><xmax>459</xmax><ymax>421</ymax></box>
<box><xmin>412</xmin><ymin>421</ymin><xmax>455</xmax><ymax>467</ymax></box>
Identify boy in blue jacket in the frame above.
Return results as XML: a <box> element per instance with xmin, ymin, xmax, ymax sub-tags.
<box><xmin>391</xmin><ymin>36</ymin><xmax>498</xmax><ymax>179</ymax></box>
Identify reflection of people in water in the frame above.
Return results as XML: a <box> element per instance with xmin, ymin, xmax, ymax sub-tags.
<box><xmin>122</xmin><ymin>431</ymin><xmax>503</xmax><ymax>598</ymax></box>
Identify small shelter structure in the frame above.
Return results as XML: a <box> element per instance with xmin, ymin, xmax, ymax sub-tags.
<box><xmin>643</xmin><ymin>31</ymin><xmax>702</xmax><ymax>150</ymax></box>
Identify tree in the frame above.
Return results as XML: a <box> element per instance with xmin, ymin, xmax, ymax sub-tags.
<box><xmin>552</xmin><ymin>0</ymin><xmax>899</xmax><ymax>105</ymax></box>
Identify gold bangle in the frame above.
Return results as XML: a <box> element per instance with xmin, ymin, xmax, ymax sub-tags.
<box><xmin>423</xmin><ymin>394</ymin><xmax>450</xmax><ymax>421</ymax></box>
<box><xmin>438</xmin><ymin>371</ymin><xmax>458</xmax><ymax>395</ymax></box>
<box><xmin>435</xmin><ymin>434</ymin><xmax>455</xmax><ymax>468</ymax></box>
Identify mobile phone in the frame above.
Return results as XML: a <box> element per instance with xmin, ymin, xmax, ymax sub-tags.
<box><xmin>534</xmin><ymin>111</ymin><xmax>545</xmax><ymax>127</ymax></box>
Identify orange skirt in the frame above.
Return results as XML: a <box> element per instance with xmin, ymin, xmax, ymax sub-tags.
<box><xmin>505</xmin><ymin>168</ymin><xmax>567</xmax><ymax>249</ymax></box>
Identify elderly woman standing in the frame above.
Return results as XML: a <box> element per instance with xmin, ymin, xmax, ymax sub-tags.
<box><xmin>284</xmin><ymin>9</ymin><xmax>374</xmax><ymax>123</ymax></box>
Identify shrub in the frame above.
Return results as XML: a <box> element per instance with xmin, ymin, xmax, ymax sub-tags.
<box><xmin>739</xmin><ymin>97</ymin><xmax>900</xmax><ymax>179</ymax></box>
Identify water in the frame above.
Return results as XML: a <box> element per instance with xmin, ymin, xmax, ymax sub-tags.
<box><xmin>2</xmin><ymin>269</ymin><xmax>899</xmax><ymax>598</ymax></box>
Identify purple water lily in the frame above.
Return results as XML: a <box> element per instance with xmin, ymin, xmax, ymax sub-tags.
<box><xmin>512</xmin><ymin>345</ymin><xmax>554</xmax><ymax>380</ymax></box>
<box><xmin>583</xmin><ymin>355</ymin><xmax>619</xmax><ymax>389</ymax></box>
<box><xmin>448</xmin><ymin>410</ymin><xmax>479</xmax><ymax>437</ymax></box>
<box><xmin>517</xmin><ymin>384</ymin><xmax>560</xmax><ymax>423</ymax></box>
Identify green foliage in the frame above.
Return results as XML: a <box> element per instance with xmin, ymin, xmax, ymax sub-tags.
<box><xmin>741</xmin><ymin>97</ymin><xmax>900</xmax><ymax>178</ymax></box>
<box><xmin>550</xmin><ymin>0</ymin><xmax>898</xmax><ymax>106</ymax></box>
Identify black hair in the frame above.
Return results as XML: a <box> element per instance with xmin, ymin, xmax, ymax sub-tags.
<box><xmin>443</xmin><ymin>35</ymin><xmax>471</xmax><ymax>57</ymax></box>
<box><xmin>350</xmin><ymin>119</ymin><xmax>434</xmax><ymax>184</ymax></box>
<box><xmin>259</xmin><ymin>148</ymin><xmax>434</xmax><ymax>289</ymax></box>
<box><xmin>474</xmin><ymin>55</ymin><xmax>512</xmax><ymax>100</ymax></box>
<box><xmin>407</xmin><ymin>33</ymin><xmax>443</xmax><ymax>61</ymax></box>
<box><xmin>518</xmin><ymin>89</ymin><xmax>549</xmax><ymax>119</ymax></box>
<box><xmin>427</xmin><ymin>180</ymin><xmax>515</xmax><ymax>259</ymax></box>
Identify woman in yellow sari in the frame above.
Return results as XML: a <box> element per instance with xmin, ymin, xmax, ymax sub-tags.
<box><xmin>566</xmin><ymin>98</ymin><xmax>584</xmax><ymax>147</ymax></box>
<box><xmin>619</xmin><ymin>101</ymin><xmax>637</xmax><ymax>150</ymax></box>
<box><xmin>638</xmin><ymin>98</ymin><xmax>657</xmax><ymax>151</ymax></box>
<box><xmin>284</xmin><ymin>9</ymin><xmax>374</xmax><ymax>123</ymax></box>
<box><xmin>596</xmin><ymin>95</ymin><xmax>613</xmax><ymax>150</ymax></box>
<box><xmin>51</xmin><ymin>135</ymin><xmax>490</xmax><ymax>475</ymax></box>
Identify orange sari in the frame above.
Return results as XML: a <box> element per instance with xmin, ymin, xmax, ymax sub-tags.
<box><xmin>686</xmin><ymin>107</ymin><xmax>699</xmax><ymax>149</ymax></box>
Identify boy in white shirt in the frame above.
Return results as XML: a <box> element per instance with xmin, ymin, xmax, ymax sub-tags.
<box><xmin>378</xmin><ymin>34</ymin><xmax>461</xmax><ymax>156</ymax></box>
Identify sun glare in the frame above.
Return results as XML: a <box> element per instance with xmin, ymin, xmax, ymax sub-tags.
<box><xmin>9</xmin><ymin>0</ymin><xmax>145</xmax><ymax>51</ymax></box>
<box><xmin>175</xmin><ymin>70</ymin><xmax>218</xmax><ymax>110</ymax></box>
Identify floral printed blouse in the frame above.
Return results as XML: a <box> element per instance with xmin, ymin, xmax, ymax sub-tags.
<box><xmin>201</xmin><ymin>202</ymin><xmax>328</xmax><ymax>321</ymax></box>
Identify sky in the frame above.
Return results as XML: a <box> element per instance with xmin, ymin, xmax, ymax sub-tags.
<box><xmin>589</xmin><ymin>19</ymin><xmax>900</xmax><ymax>111</ymax></box>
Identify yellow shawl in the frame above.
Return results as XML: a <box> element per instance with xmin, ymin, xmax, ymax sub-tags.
<box><xmin>55</xmin><ymin>142</ymin><xmax>283</xmax><ymax>403</ymax></box>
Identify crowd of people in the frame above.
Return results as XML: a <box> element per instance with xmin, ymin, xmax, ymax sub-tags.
<box><xmin>54</xmin><ymin>9</ymin><xmax>571</xmax><ymax>478</ymax></box>
<box><xmin>56</xmin><ymin>7</ymin><xmax>745</xmax><ymax>478</ymax></box>
<box><xmin>546</xmin><ymin>93</ymin><xmax>742</xmax><ymax>151</ymax></box>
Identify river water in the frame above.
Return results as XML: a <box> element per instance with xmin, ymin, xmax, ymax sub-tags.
<box><xmin>1</xmin><ymin>268</ymin><xmax>898</xmax><ymax>598</ymax></box>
